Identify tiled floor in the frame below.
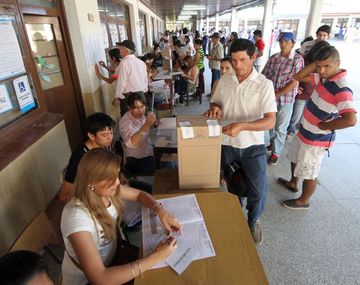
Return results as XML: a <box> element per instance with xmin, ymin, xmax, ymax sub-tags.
<box><xmin>46</xmin><ymin>40</ymin><xmax>360</xmax><ymax>284</ymax></box>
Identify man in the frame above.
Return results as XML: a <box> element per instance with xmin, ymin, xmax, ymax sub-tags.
<box><xmin>278</xmin><ymin>46</ymin><xmax>357</xmax><ymax>209</ymax></box>
<box><xmin>205</xmin><ymin>39</ymin><xmax>277</xmax><ymax>244</ymax></box>
<box><xmin>262</xmin><ymin>32</ymin><xmax>304</xmax><ymax>165</ymax></box>
<box><xmin>113</xmin><ymin>40</ymin><xmax>148</xmax><ymax>116</ymax></box>
<box><xmin>58</xmin><ymin>112</ymin><xmax>116</xmax><ymax>202</ymax></box>
<box><xmin>253</xmin><ymin>29</ymin><xmax>265</xmax><ymax>72</ymax></box>
<box><xmin>206</xmin><ymin>32</ymin><xmax>224</xmax><ymax>96</ymax></box>
<box><xmin>299</xmin><ymin>25</ymin><xmax>331</xmax><ymax>55</ymax></box>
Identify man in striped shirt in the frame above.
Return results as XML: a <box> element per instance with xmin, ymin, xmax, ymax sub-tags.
<box><xmin>278</xmin><ymin>46</ymin><xmax>357</xmax><ymax>209</ymax></box>
<box><xmin>262</xmin><ymin>32</ymin><xmax>304</xmax><ymax>165</ymax></box>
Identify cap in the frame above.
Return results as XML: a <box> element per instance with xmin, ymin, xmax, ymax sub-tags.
<box><xmin>278</xmin><ymin>32</ymin><xmax>295</xmax><ymax>41</ymax></box>
<box><xmin>116</xmin><ymin>40</ymin><xmax>136</xmax><ymax>52</ymax></box>
<box><xmin>210</xmin><ymin>32</ymin><xmax>221</xmax><ymax>39</ymax></box>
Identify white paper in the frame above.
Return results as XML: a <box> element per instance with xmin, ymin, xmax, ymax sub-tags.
<box><xmin>100</xmin><ymin>23</ymin><xmax>109</xmax><ymax>48</ymax></box>
<box><xmin>109</xmin><ymin>23</ymin><xmax>119</xmax><ymax>46</ymax></box>
<box><xmin>149</xmin><ymin>80</ymin><xmax>166</xmax><ymax>93</ymax></box>
<box><xmin>0</xmin><ymin>19</ymin><xmax>26</xmax><ymax>80</ymax></box>
<box><xmin>157</xmin><ymin>117</ymin><xmax>176</xmax><ymax>132</ymax></box>
<box><xmin>179</xmin><ymin>121</ymin><xmax>194</xmax><ymax>139</ymax></box>
<box><xmin>13</xmin><ymin>76</ymin><xmax>35</xmax><ymax>112</ymax></box>
<box><xmin>0</xmin><ymin>84</ymin><xmax>13</xmax><ymax>113</ymax></box>
<box><xmin>206</xmin><ymin>120</ymin><xmax>221</xmax><ymax>137</ymax></box>
<box><xmin>142</xmin><ymin>194</ymin><xmax>216</xmax><ymax>273</ymax></box>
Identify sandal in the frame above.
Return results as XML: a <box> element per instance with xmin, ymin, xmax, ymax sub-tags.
<box><xmin>277</xmin><ymin>177</ymin><xmax>298</xmax><ymax>193</ymax></box>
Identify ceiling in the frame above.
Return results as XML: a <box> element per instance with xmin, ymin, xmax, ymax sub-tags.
<box><xmin>140</xmin><ymin>0</ymin><xmax>264</xmax><ymax>22</ymax></box>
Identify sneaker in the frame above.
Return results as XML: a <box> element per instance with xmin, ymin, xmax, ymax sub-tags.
<box><xmin>282</xmin><ymin>199</ymin><xmax>309</xmax><ymax>210</ymax></box>
<box><xmin>250</xmin><ymin>221</ymin><xmax>263</xmax><ymax>245</ymax></box>
<box><xmin>268</xmin><ymin>154</ymin><xmax>279</xmax><ymax>165</ymax></box>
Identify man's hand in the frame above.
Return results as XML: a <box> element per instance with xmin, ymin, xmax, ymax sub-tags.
<box><xmin>204</xmin><ymin>105</ymin><xmax>221</xmax><ymax>119</ymax></box>
<box><xmin>112</xmin><ymin>98</ymin><xmax>119</xmax><ymax>107</ymax></box>
<box><xmin>98</xmin><ymin>60</ymin><xmax>106</xmax><ymax>67</ymax></box>
<box><xmin>222</xmin><ymin>122</ymin><xmax>246</xmax><ymax>137</ymax></box>
<box><xmin>94</xmin><ymin>63</ymin><xmax>100</xmax><ymax>77</ymax></box>
<box><xmin>318</xmin><ymin>118</ymin><xmax>334</xmax><ymax>131</ymax></box>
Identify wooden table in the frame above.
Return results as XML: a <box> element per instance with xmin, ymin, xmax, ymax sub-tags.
<box><xmin>135</xmin><ymin>192</ymin><xmax>268</xmax><ymax>285</ymax></box>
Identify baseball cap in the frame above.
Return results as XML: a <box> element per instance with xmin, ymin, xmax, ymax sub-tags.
<box><xmin>278</xmin><ymin>32</ymin><xmax>295</xmax><ymax>41</ymax></box>
<box><xmin>116</xmin><ymin>40</ymin><xmax>136</xmax><ymax>52</ymax></box>
<box><xmin>210</xmin><ymin>32</ymin><xmax>221</xmax><ymax>38</ymax></box>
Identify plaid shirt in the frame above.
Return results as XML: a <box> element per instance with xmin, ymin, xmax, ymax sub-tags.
<box><xmin>262</xmin><ymin>49</ymin><xmax>304</xmax><ymax>104</ymax></box>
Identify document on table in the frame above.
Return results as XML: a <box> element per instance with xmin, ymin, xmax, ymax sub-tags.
<box><xmin>142</xmin><ymin>194</ymin><xmax>216</xmax><ymax>274</ymax></box>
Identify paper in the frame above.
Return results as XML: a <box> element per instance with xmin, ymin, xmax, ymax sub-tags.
<box><xmin>149</xmin><ymin>80</ymin><xmax>166</xmax><ymax>93</ymax></box>
<box><xmin>0</xmin><ymin>84</ymin><xmax>13</xmax><ymax>113</ymax></box>
<box><xmin>109</xmin><ymin>23</ymin><xmax>119</xmax><ymax>46</ymax></box>
<box><xmin>122</xmin><ymin>200</ymin><xmax>142</xmax><ymax>227</ymax></box>
<box><xmin>179</xmin><ymin>121</ymin><xmax>194</xmax><ymax>139</ymax></box>
<box><xmin>13</xmin><ymin>76</ymin><xmax>36</xmax><ymax>113</ymax></box>
<box><xmin>206</xmin><ymin>120</ymin><xmax>221</xmax><ymax>137</ymax></box>
<box><xmin>142</xmin><ymin>194</ymin><xmax>216</xmax><ymax>273</ymax></box>
<box><xmin>0</xmin><ymin>18</ymin><xmax>26</xmax><ymax>80</ymax></box>
<box><xmin>157</xmin><ymin>117</ymin><xmax>176</xmax><ymax>132</ymax></box>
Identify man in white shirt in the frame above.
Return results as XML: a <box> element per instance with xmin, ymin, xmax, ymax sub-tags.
<box><xmin>299</xmin><ymin>25</ymin><xmax>331</xmax><ymax>55</ymax></box>
<box><xmin>205</xmin><ymin>39</ymin><xmax>277</xmax><ymax>245</ymax></box>
<box><xmin>113</xmin><ymin>40</ymin><xmax>148</xmax><ymax>116</ymax></box>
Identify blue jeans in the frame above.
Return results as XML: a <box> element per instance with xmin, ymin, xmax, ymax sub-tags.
<box><xmin>221</xmin><ymin>144</ymin><xmax>268</xmax><ymax>228</ymax></box>
<box><xmin>211</xmin><ymin>69</ymin><xmax>221</xmax><ymax>91</ymax></box>
<box><xmin>270</xmin><ymin>102</ymin><xmax>294</xmax><ymax>156</ymax></box>
<box><xmin>287</xmin><ymin>99</ymin><xmax>307</xmax><ymax>135</ymax></box>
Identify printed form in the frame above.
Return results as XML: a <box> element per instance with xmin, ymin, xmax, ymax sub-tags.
<box><xmin>142</xmin><ymin>194</ymin><xmax>216</xmax><ymax>274</ymax></box>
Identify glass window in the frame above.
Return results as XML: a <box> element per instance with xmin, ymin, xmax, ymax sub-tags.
<box><xmin>25</xmin><ymin>23</ymin><xmax>64</xmax><ymax>90</ymax></box>
<box><xmin>18</xmin><ymin>0</ymin><xmax>58</xmax><ymax>9</ymax></box>
<box><xmin>139</xmin><ymin>12</ymin><xmax>147</xmax><ymax>52</ymax></box>
<box><xmin>0</xmin><ymin>15</ymin><xmax>39</xmax><ymax>129</ymax></box>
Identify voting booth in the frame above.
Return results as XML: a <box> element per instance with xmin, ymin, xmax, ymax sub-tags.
<box><xmin>177</xmin><ymin>115</ymin><xmax>221</xmax><ymax>189</ymax></box>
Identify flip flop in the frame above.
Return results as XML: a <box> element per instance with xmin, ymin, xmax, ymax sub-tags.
<box><xmin>277</xmin><ymin>177</ymin><xmax>298</xmax><ymax>193</ymax></box>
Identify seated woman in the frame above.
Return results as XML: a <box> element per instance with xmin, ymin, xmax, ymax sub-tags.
<box><xmin>174</xmin><ymin>55</ymin><xmax>199</xmax><ymax>104</ymax></box>
<box><xmin>95</xmin><ymin>48</ymin><xmax>121</xmax><ymax>84</ymax></box>
<box><xmin>119</xmin><ymin>92</ymin><xmax>157</xmax><ymax>174</ymax></box>
<box><xmin>61</xmin><ymin>148</ymin><xmax>180</xmax><ymax>285</ymax></box>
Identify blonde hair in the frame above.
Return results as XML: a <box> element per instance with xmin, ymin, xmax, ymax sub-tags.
<box><xmin>74</xmin><ymin>148</ymin><xmax>124</xmax><ymax>240</ymax></box>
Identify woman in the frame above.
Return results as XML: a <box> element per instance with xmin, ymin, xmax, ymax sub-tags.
<box><xmin>210</xmin><ymin>57</ymin><xmax>234</xmax><ymax>98</ymax></box>
<box><xmin>118</xmin><ymin>92</ymin><xmax>157</xmax><ymax>174</ymax></box>
<box><xmin>287</xmin><ymin>40</ymin><xmax>330</xmax><ymax>139</ymax></box>
<box><xmin>194</xmin><ymin>39</ymin><xmax>205</xmax><ymax>95</ymax></box>
<box><xmin>61</xmin><ymin>148</ymin><xmax>180</xmax><ymax>285</ymax></box>
<box><xmin>226</xmin><ymin>32</ymin><xmax>238</xmax><ymax>56</ymax></box>
<box><xmin>95</xmin><ymin>48</ymin><xmax>121</xmax><ymax>84</ymax></box>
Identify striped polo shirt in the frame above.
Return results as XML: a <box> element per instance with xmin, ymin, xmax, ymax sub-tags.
<box><xmin>195</xmin><ymin>47</ymin><xmax>205</xmax><ymax>70</ymax></box>
<box><xmin>297</xmin><ymin>70</ymin><xmax>356</xmax><ymax>147</ymax></box>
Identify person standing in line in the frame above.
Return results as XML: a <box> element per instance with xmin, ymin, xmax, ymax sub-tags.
<box><xmin>262</xmin><ymin>32</ymin><xmax>304</xmax><ymax>165</ymax></box>
<box><xmin>205</xmin><ymin>39</ymin><xmax>277</xmax><ymax>245</ymax></box>
<box><xmin>113</xmin><ymin>40</ymin><xmax>148</xmax><ymax>116</ymax></box>
<box><xmin>194</xmin><ymin>39</ymin><xmax>205</xmax><ymax>95</ymax></box>
<box><xmin>299</xmin><ymin>25</ymin><xmax>331</xmax><ymax>55</ymax></box>
<box><xmin>278</xmin><ymin>46</ymin><xmax>357</xmax><ymax>209</ymax></box>
<box><xmin>206</xmin><ymin>32</ymin><xmax>224</xmax><ymax>97</ymax></box>
<box><xmin>253</xmin><ymin>30</ymin><xmax>265</xmax><ymax>72</ymax></box>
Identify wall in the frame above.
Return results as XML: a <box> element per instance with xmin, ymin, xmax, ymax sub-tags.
<box><xmin>0</xmin><ymin>120</ymin><xmax>71</xmax><ymax>254</ymax></box>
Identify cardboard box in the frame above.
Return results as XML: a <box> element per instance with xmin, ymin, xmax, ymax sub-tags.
<box><xmin>177</xmin><ymin>115</ymin><xmax>221</xmax><ymax>189</ymax></box>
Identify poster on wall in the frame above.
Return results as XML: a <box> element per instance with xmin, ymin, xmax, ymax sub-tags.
<box><xmin>100</xmin><ymin>23</ymin><xmax>109</xmax><ymax>48</ymax></box>
<box><xmin>0</xmin><ymin>17</ymin><xmax>26</xmax><ymax>80</ymax></box>
<box><xmin>108</xmin><ymin>23</ymin><xmax>119</xmax><ymax>46</ymax></box>
<box><xmin>13</xmin><ymin>75</ymin><xmax>36</xmax><ymax>113</ymax></box>
<box><xmin>118</xmin><ymin>25</ymin><xmax>127</xmax><ymax>42</ymax></box>
<box><xmin>0</xmin><ymin>84</ymin><xmax>13</xmax><ymax>114</ymax></box>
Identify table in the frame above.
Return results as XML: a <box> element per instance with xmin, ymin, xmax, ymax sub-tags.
<box><xmin>153</xmin><ymin>70</ymin><xmax>183</xmax><ymax>107</ymax></box>
<box><xmin>134</xmin><ymin>192</ymin><xmax>268</xmax><ymax>285</ymax></box>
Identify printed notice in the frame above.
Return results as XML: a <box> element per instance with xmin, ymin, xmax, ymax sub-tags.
<box><xmin>13</xmin><ymin>76</ymin><xmax>36</xmax><ymax>112</ymax></box>
<box><xmin>0</xmin><ymin>85</ymin><xmax>13</xmax><ymax>113</ymax></box>
<box><xmin>179</xmin><ymin>121</ymin><xmax>194</xmax><ymax>139</ymax></box>
<box><xmin>206</xmin><ymin>119</ymin><xmax>221</xmax><ymax>137</ymax></box>
<box><xmin>0</xmin><ymin>18</ymin><xmax>26</xmax><ymax>80</ymax></box>
<box><xmin>142</xmin><ymin>194</ymin><xmax>216</xmax><ymax>274</ymax></box>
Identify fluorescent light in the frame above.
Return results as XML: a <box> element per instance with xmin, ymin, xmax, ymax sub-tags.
<box><xmin>178</xmin><ymin>15</ymin><xmax>191</xmax><ymax>20</ymax></box>
<box><xmin>180</xmin><ymin>10</ymin><xmax>198</xmax><ymax>15</ymax></box>
<box><xmin>183</xmin><ymin>5</ymin><xmax>206</xmax><ymax>10</ymax></box>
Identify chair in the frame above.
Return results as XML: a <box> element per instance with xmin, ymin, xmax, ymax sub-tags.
<box><xmin>184</xmin><ymin>72</ymin><xmax>202</xmax><ymax>106</ymax></box>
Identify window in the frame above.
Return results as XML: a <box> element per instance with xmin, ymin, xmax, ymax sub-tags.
<box><xmin>18</xmin><ymin>0</ymin><xmax>58</xmax><ymax>9</ymax></box>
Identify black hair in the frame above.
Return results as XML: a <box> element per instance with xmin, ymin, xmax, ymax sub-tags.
<box><xmin>127</xmin><ymin>92</ymin><xmax>146</xmax><ymax>109</ymax></box>
<box><xmin>231</xmin><ymin>32</ymin><xmax>239</xmax><ymax>39</ymax></box>
<box><xmin>86</xmin><ymin>112</ymin><xmax>115</xmax><ymax>135</ymax></box>
<box><xmin>221</xmin><ymin>56</ymin><xmax>232</xmax><ymax>64</ymax></box>
<box><xmin>253</xmin><ymin>30</ymin><xmax>262</xmax><ymax>37</ymax></box>
<box><xmin>194</xmin><ymin>39</ymin><xmax>203</xmax><ymax>46</ymax></box>
<box><xmin>300</xmin><ymin>36</ymin><xmax>314</xmax><ymax>46</ymax></box>
<box><xmin>108</xmin><ymin>48</ymin><xmax>121</xmax><ymax>62</ymax></box>
<box><xmin>173</xmin><ymin>40</ymin><xmax>181</xmax><ymax>47</ymax></box>
<box><xmin>182</xmin><ymin>27</ymin><xmax>188</xmax><ymax>34</ymax></box>
<box><xmin>316</xmin><ymin>25</ymin><xmax>331</xmax><ymax>35</ymax></box>
<box><xmin>304</xmin><ymin>40</ymin><xmax>330</xmax><ymax>64</ymax></box>
<box><xmin>0</xmin><ymin>250</ymin><xmax>50</xmax><ymax>285</ymax></box>
<box><xmin>229</xmin><ymin>39</ymin><xmax>255</xmax><ymax>57</ymax></box>
<box><xmin>314</xmin><ymin>45</ymin><xmax>339</xmax><ymax>62</ymax></box>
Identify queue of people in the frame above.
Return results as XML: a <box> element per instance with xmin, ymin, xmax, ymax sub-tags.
<box><xmin>4</xmin><ymin>26</ymin><xmax>356</xmax><ymax>285</ymax></box>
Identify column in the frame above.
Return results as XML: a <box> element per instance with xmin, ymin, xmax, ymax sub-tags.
<box><xmin>206</xmin><ymin>16</ymin><xmax>210</xmax><ymax>34</ymax></box>
<box><xmin>146</xmin><ymin>13</ymin><xmax>152</xmax><ymax>48</ymax></box>
<box><xmin>262</xmin><ymin>0</ymin><xmax>274</xmax><ymax>66</ymax></box>
<box><xmin>200</xmin><ymin>18</ymin><xmax>204</xmax><ymax>33</ymax></box>
<box><xmin>230</xmin><ymin>7</ymin><xmax>238</xmax><ymax>32</ymax></box>
<box><xmin>215</xmin><ymin>13</ymin><xmax>219</xmax><ymax>31</ymax></box>
<box><xmin>128</xmin><ymin>2</ymin><xmax>142</xmax><ymax>55</ymax></box>
<box><xmin>305</xmin><ymin>0</ymin><xmax>325</xmax><ymax>37</ymax></box>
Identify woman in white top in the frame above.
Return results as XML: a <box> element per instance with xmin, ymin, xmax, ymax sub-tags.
<box><xmin>61</xmin><ymin>148</ymin><xmax>180</xmax><ymax>285</ymax></box>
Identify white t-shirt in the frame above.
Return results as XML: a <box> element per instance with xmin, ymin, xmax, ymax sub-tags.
<box><xmin>211</xmin><ymin>68</ymin><xmax>277</xmax><ymax>149</ymax></box>
<box><xmin>299</xmin><ymin>40</ymin><xmax>315</xmax><ymax>55</ymax></box>
<box><xmin>61</xmin><ymin>198</ymin><xmax>118</xmax><ymax>285</ymax></box>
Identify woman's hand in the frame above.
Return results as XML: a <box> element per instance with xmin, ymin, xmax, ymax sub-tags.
<box><xmin>154</xmin><ymin>236</ymin><xmax>177</xmax><ymax>261</ymax></box>
<box><xmin>157</xmin><ymin>208</ymin><xmax>182</xmax><ymax>234</ymax></box>
<box><xmin>98</xmin><ymin>60</ymin><xmax>106</xmax><ymax>67</ymax></box>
